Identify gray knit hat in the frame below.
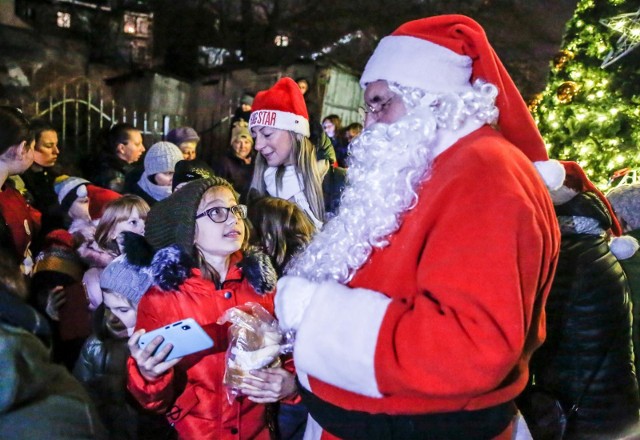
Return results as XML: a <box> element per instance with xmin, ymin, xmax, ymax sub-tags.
<box><xmin>100</xmin><ymin>255</ymin><xmax>153</xmax><ymax>306</ymax></box>
<box><xmin>144</xmin><ymin>142</ymin><xmax>183</xmax><ymax>176</ymax></box>
<box><xmin>607</xmin><ymin>183</ymin><xmax>640</xmax><ymax>231</ymax></box>
<box><xmin>145</xmin><ymin>176</ymin><xmax>239</xmax><ymax>252</ymax></box>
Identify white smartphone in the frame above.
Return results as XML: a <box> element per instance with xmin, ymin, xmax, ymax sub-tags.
<box><xmin>138</xmin><ymin>318</ymin><xmax>214</xmax><ymax>361</ymax></box>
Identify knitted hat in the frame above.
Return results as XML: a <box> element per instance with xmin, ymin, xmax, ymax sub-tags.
<box><xmin>172</xmin><ymin>159</ymin><xmax>215</xmax><ymax>191</ymax></box>
<box><xmin>33</xmin><ymin>230</ymin><xmax>85</xmax><ymax>282</ymax></box>
<box><xmin>359</xmin><ymin>14</ymin><xmax>565</xmax><ymax>190</ymax></box>
<box><xmin>100</xmin><ymin>255</ymin><xmax>153</xmax><ymax>306</ymax></box>
<box><xmin>241</xmin><ymin>94</ymin><xmax>254</xmax><ymax>106</ymax></box>
<box><xmin>607</xmin><ymin>183</ymin><xmax>640</xmax><ymax>231</ymax></box>
<box><xmin>230</xmin><ymin>124</ymin><xmax>253</xmax><ymax>145</ymax></box>
<box><xmin>249</xmin><ymin>77</ymin><xmax>310</xmax><ymax>137</ymax></box>
<box><xmin>54</xmin><ymin>176</ymin><xmax>90</xmax><ymax>214</ymax></box>
<box><xmin>144</xmin><ymin>142</ymin><xmax>184</xmax><ymax>176</ymax></box>
<box><xmin>166</xmin><ymin>127</ymin><xmax>200</xmax><ymax>145</ymax></box>
<box><xmin>146</xmin><ymin>176</ymin><xmax>238</xmax><ymax>252</ymax></box>
<box><xmin>86</xmin><ymin>184</ymin><xmax>121</xmax><ymax>220</ymax></box>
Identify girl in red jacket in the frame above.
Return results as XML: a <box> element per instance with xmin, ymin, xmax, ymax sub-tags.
<box><xmin>127</xmin><ymin>177</ymin><xmax>295</xmax><ymax>439</ymax></box>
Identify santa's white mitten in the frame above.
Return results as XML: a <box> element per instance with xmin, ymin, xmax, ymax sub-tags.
<box><xmin>275</xmin><ymin>276</ymin><xmax>320</xmax><ymax>331</ymax></box>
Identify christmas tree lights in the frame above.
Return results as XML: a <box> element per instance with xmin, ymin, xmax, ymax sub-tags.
<box><xmin>533</xmin><ymin>0</ymin><xmax>640</xmax><ymax>187</ymax></box>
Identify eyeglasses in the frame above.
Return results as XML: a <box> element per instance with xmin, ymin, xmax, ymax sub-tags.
<box><xmin>360</xmin><ymin>95</ymin><xmax>396</xmax><ymax>116</ymax></box>
<box><xmin>196</xmin><ymin>205</ymin><xmax>247</xmax><ymax>223</ymax></box>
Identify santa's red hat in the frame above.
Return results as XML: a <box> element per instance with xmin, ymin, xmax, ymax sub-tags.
<box><xmin>360</xmin><ymin>14</ymin><xmax>564</xmax><ymax>190</ymax></box>
<box><xmin>86</xmin><ymin>184</ymin><xmax>121</xmax><ymax>220</ymax></box>
<box><xmin>249</xmin><ymin>77</ymin><xmax>310</xmax><ymax>137</ymax></box>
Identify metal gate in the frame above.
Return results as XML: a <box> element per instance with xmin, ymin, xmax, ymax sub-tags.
<box><xmin>1</xmin><ymin>77</ymin><xmax>187</xmax><ymax>172</ymax></box>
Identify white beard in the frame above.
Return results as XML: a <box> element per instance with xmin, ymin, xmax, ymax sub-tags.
<box><xmin>285</xmin><ymin>104</ymin><xmax>440</xmax><ymax>284</ymax></box>
<box><xmin>286</xmin><ymin>82</ymin><xmax>498</xmax><ymax>284</ymax></box>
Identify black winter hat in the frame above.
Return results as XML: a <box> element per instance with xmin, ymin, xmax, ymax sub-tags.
<box><xmin>146</xmin><ymin>176</ymin><xmax>238</xmax><ymax>252</ymax></box>
<box><xmin>172</xmin><ymin>159</ymin><xmax>215</xmax><ymax>191</ymax></box>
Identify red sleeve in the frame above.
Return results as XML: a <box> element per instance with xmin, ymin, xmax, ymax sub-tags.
<box><xmin>126</xmin><ymin>293</ymin><xmax>177</xmax><ymax>412</ymax></box>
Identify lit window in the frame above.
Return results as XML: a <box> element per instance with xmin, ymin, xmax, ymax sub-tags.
<box><xmin>274</xmin><ymin>35</ymin><xmax>289</xmax><ymax>47</ymax></box>
<box><xmin>57</xmin><ymin>11</ymin><xmax>71</xmax><ymax>28</ymax></box>
<box><xmin>123</xmin><ymin>12</ymin><xmax>152</xmax><ymax>37</ymax></box>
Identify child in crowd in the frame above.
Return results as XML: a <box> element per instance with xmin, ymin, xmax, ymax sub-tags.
<box><xmin>246</xmin><ymin>196</ymin><xmax>316</xmax><ymax>440</ymax></box>
<box><xmin>133</xmin><ymin>141</ymin><xmax>183</xmax><ymax>206</ymax></box>
<box><xmin>80</xmin><ymin>195</ymin><xmax>149</xmax><ymax>311</ymax></box>
<box><xmin>32</xmin><ymin>176</ymin><xmax>121</xmax><ymax>369</ymax></box>
<box><xmin>127</xmin><ymin>177</ymin><xmax>292</xmax><ymax>439</ymax></box>
<box><xmin>74</xmin><ymin>244</ymin><xmax>175</xmax><ymax>440</ymax></box>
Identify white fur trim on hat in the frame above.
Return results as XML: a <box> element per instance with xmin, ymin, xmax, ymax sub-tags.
<box><xmin>249</xmin><ymin>109</ymin><xmax>310</xmax><ymax>138</ymax></box>
<box><xmin>360</xmin><ymin>35</ymin><xmax>473</xmax><ymax>93</ymax></box>
<box><xmin>534</xmin><ymin>159</ymin><xmax>566</xmax><ymax>191</ymax></box>
<box><xmin>610</xmin><ymin>235</ymin><xmax>639</xmax><ymax>260</ymax></box>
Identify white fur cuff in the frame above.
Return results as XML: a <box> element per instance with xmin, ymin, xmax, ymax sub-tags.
<box><xmin>294</xmin><ymin>280</ymin><xmax>391</xmax><ymax>398</ymax></box>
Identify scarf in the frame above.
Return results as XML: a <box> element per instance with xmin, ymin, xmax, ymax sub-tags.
<box><xmin>138</xmin><ymin>172</ymin><xmax>172</xmax><ymax>202</ymax></box>
<box><xmin>264</xmin><ymin>165</ymin><xmax>323</xmax><ymax>229</ymax></box>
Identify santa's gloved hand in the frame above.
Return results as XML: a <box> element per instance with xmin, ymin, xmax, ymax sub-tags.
<box><xmin>275</xmin><ymin>276</ymin><xmax>319</xmax><ymax>331</ymax></box>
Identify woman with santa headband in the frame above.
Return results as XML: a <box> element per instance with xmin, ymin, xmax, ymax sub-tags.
<box><xmin>248</xmin><ymin>78</ymin><xmax>346</xmax><ymax>229</ymax></box>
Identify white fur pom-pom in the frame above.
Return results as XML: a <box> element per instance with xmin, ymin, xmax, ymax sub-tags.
<box><xmin>610</xmin><ymin>235</ymin><xmax>640</xmax><ymax>260</ymax></box>
<box><xmin>534</xmin><ymin>159</ymin><xmax>566</xmax><ymax>191</ymax></box>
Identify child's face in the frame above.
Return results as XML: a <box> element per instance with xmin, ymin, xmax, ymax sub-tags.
<box><xmin>111</xmin><ymin>207</ymin><xmax>145</xmax><ymax>239</ymax></box>
<box><xmin>102</xmin><ymin>290</ymin><xmax>137</xmax><ymax>336</ymax></box>
<box><xmin>153</xmin><ymin>171</ymin><xmax>174</xmax><ymax>187</ymax></box>
<box><xmin>68</xmin><ymin>196</ymin><xmax>91</xmax><ymax>221</ymax></box>
<box><xmin>195</xmin><ymin>187</ymin><xmax>245</xmax><ymax>258</ymax></box>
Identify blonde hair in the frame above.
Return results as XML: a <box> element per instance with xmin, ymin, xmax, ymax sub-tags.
<box><xmin>95</xmin><ymin>195</ymin><xmax>150</xmax><ymax>253</ymax></box>
<box><xmin>249</xmin><ymin>131</ymin><xmax>325</xmax><ymax>221</ymax></box>
<box><xmin>193</xmin><ymin>185</ymin><xmax>250</xmax><ymax>287</ymax></box>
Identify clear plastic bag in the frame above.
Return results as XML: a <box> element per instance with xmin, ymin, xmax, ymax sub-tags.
<box><xmin>217</xmin><ymin>302</ymin><xmax>287</xmax><ymax>401</ymax></box>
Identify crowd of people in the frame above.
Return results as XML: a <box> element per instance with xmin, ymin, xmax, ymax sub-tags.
<box><xmin>1</xmin><ymin>12</ymin><xmax>640</xmax><ymax>440</ymax></box>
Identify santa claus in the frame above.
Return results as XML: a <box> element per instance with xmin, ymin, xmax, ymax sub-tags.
<box><xmin>275</xmin><ymin>14</ymin><xmax>563</xmax><ymax>440</ymax></box>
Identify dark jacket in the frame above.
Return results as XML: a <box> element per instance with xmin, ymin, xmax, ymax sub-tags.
<box><xmin>74</xmin><ymin>305</ymin><xmax>174</xmax><ymax>440</ymax></box>
<box><xmin>617</xmin><ymin>228</ymin><xmax>640</xmax><ymax>388</ymax></box>
<box><xmin>529</xmin><ymin>191</ymin><xmax>640</xmax><ymax>439</ymax></box>
<box><xmin>0</xmin><ymin>287</ymin><xmax>106</xmax><ymax>439</ymax></box>
<box><xmin>21</xmin><ymin>165</ymin><xmax>66</xmax><ymax>238</ymax></box>
<box><xmin>213</xmin><ymin>152</ymin><xmax>255</xmax><ymax>203</ymax></box>
<box><xmin>91</xmin><ymin>153</ymin><xmax>133</xmax><ymax>194</ymax></box>
<box><xmin>322</xmin><ymin>165</ymin><xmax>346</xmax><ymax>217</ymax></box>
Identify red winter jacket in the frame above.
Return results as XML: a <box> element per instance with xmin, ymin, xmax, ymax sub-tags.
<box><xmin>0</xmin><ymin>184</ymin><xmax>41</xmax><ymax>262</ymax></box>
<box><xmin>127</xmin><ymin>250</ymin><xmax>276</xmax><ymax>440</ymax></box>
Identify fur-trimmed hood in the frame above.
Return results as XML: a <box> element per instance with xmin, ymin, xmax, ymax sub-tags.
<box><xmin>150</xmin><ymin>245</ymin><xmax>277</xmax><ymax>293</ymax></box>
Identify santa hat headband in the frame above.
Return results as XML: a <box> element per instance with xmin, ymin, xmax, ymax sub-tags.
<box><xmin>249</xmin><ymin>77</ymin><xmax>310</xmax><ymax>138</ymax></box>
<box><xmin>360</xmin><ymin>14</ymin><xmax>565</xmax><ymax>189</ymax></box>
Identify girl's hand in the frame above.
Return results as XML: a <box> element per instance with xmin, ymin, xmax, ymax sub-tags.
<box><xmin>128</xmin><ymin>329</ymin><xmax>182</xmax><ymax>382</ymax></box>
<box><xmin>238</xmin><ymin>367</ymin><xmax>298</xmax><ymax>403</ymax></box>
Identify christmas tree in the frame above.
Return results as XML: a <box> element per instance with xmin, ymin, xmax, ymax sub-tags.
<box><xmin>531</xmin><ymin>0</ymin><xmax>640</xmax><ymax>187</ymax></box>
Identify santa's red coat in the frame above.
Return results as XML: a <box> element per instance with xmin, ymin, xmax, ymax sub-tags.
<box><xmin>292</xmin><ymin>126</ymin><xmax>561</xmax><ymax>438</ymax></box>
